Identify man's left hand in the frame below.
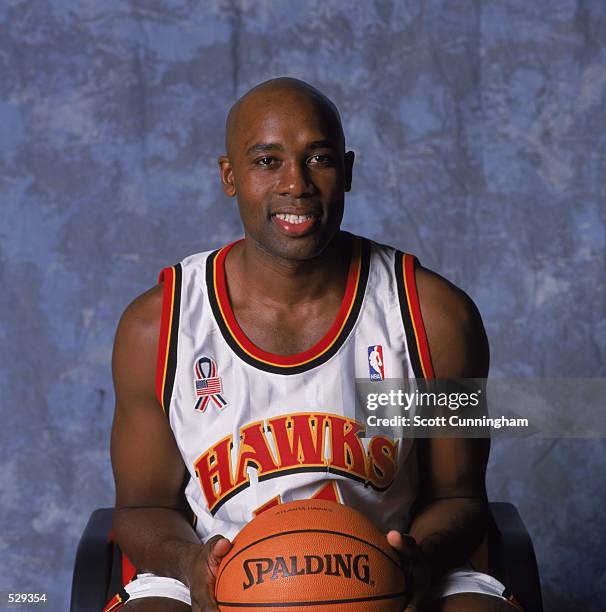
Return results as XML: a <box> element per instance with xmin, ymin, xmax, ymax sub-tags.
<box><xmin>387</xmin><ymin>531</ymin><xmax>432</xmax><ymax>612</ymax></box>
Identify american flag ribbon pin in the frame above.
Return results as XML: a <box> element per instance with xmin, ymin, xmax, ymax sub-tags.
<box><xmin>193</xmin><ymin>356</ymin><xmax>228</xmax><ymax>412</ymax></box>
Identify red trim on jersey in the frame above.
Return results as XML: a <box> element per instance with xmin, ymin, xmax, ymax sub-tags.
<box><xmin>121</xmin><ymin>552</ymin><xmax>137</xmax><ymax>586</ymax></box>
<box><xmin>155</xmin><ymin>267</ymin><xmax>175</xmax><ymax>410</ymax></box>
<box><xmin>213</xmin><ymin>238</ymin><xmax>362</xmax><ymax>367</ymax></box>
<box><xmin>403</xmin><ymin>254</ymin><xmax>435</xmax><ymax>379</ymax></box>
<box><xmin>311</xmin><ymin>481</ymin><xmax>342</xmax><ymax>503</ymax></box>
<box><xmin>253</xmin><ymin>495</ymin><xmax>282</xmax><ymax>516</ymax></box>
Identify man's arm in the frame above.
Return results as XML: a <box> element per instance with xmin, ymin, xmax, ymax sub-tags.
<box><xmin>110</xmin><ymin>285</ymin><xmax>230</xmax><ymax>610</ymax></box>
<box><xmin>389</xmin><ymin>265</ymin><xmax>491</xmax><ymax>610</ymax></box>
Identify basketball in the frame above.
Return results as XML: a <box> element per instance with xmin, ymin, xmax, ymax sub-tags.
<box><xmin>214</xmin><ymin>499</ymin><xmax>407</xmax><ymax>611</ymax></box>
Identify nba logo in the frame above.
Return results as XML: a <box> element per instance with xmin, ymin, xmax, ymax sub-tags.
<box><xmin>368</xmin><ymin>345</ymin><xmax>385</xmax><ymax>381</ymax></box>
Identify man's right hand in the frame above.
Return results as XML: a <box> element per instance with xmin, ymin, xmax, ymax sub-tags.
<box><xmin>186</xmin><ymin>536</ymin><xmax>232</xmax><ymax>612</ymax></box>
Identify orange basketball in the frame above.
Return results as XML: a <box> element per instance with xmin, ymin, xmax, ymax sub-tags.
<box><xmin>215</xmin><ymin>499</ymin><xmax>406</xmax><ymax>611</ymax></box>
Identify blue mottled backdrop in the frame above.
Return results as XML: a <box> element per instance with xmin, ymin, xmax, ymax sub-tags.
<box><xmin>1</xmin><ymin>1</ymin><xmax>605</xmax><ymax>610</ymax></box>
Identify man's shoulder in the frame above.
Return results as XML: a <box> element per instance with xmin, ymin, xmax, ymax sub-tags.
<box><xmin>115</xmin><ymin>283</ymin><xmax>164</xmax><ymax>350</ymax></box>
<box><xmin>179</xmin><ymin>246</ymin><xmax>221</xmax><ymax>269</ymax></box>
<box><xmin>115</xmin><ymin>243</ymin><xmax>226</xmax><ymax>339</ymax></box>
<box><xmin>353</xmin><ymin>234</ymin><xmax>473</xmax><ymax>308</ymax></box>
<box><xmin>112</xmin><ymin>284</ymin><xmax>165</xmax><ymax>398</ymax></box>
<box><xmin>414</xmin><ymin>265</ymin><xmax>488</xmax><ymax>378</ymax></box>
<box><xmin>356</xmin><ymin>233</ymin><xmax>398</xmax><ymax>255</ymax></box>
<box><xmin>354</xmin><ymin>234</ymin><xmax>477</xmax><ymax>326</ymax></box>
<box><xmin>415</xmin><ymin>266</ymin><xmax>476</xmax><ymax>328</ymax></box>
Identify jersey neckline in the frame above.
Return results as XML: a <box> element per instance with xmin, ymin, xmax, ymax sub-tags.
<box><xmin>205</xmin><ymin>234</ymin><xmax>371</xmax><ymax>374</ymax></box>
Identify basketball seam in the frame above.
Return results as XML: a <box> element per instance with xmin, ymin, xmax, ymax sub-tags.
<box><xmin>215</xmin><ymin>590</ymin><xmax>408</xmax><ymax>607</ymax></box>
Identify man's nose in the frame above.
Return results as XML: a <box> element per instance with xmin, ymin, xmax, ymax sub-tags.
<box><xmin>278</xmin><ymin>161</ymin><xmax>316</xmax><ymax>198</ymax></box>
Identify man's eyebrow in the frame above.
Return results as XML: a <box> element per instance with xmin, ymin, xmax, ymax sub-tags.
<box><xmin>307</xmin><ymin>140</ymin><xmax>337</xmax><ymax>150</ymax></box>
<box><xmin>245</xmin><ymin>143</ymin><xmax>284</xmax><ymax>155</ymax></box>
<box><xmin>244</xmin><ymin>140</ymin><xmax>338</xmax><ymax>155</ymax></box>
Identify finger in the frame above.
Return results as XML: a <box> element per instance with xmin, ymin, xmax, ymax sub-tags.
<box><xmin>201</xmin><ymin>538</ymin><xmax>230</xmax><ymax>610</ymax></box>
<box><xmin>209</xmin><ymin>536</ymin><xmax>232</xmax><ymax>560</ymax></box>
<box><xmin>385</xmin><ymin>532</ymin><xmax>428</xmax><ymax>611</ymax></box>
<box><xmin>206</xmin><ymin>535</ymin><xmax>231</xmax><ymax>552</ymax></box>
<box><xmin>386</xmin><ymin>532</ymin><xmax>416</xmax><ymax>577</ymax></box>
<box><xmin>386</xmin><ymin>530</ymin><xmax>403</xmax><ymax>549</ymax></box>
<box><xmin>205</xmin><ymin>536</ymin><xmax>233</xmax><ymax>585</ymax></box>
<box><xmin>386</xmin><ymin>531</ymin><xmax>417</xmax><ymax>556</ymax></box>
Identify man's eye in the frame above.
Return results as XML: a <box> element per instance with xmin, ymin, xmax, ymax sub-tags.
<box><xmin>256</xmin><ymin>157</ymin><xmax>276</xmax><ymax>166</ymax></box>
<box><xmin>309</xmin><ymin>154</ymin><xmax>333</xmax><ymax>165</ymax></box>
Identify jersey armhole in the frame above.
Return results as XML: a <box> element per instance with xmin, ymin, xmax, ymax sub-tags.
<box><xmin>395</xmin><ymin>252</ymin><xmax>435</xmax><ymax>380</ymax></box>
<box><xmin>155</xmin><ymin>264</ymin><xmax>182</xmax><ymax>416</ymax></box>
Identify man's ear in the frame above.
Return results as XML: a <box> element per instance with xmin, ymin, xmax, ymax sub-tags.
<box><xmin>218</xmin><ymin>155</ymin><xmax>236</xmax><ymax>197</ymax></box>
<box><xmin>344</xmin><ymin>150</ymin><xmax>355</xmax><ymax>192</ymax></box>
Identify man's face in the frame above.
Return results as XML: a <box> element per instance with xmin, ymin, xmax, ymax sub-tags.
<box><xmin>219</xmin><ymin>92</ymin><xmax>354</xmax><ymax>261</ymax></box>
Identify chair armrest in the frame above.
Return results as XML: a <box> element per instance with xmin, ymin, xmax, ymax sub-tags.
<box><xmin>70</xmin><ymin>508</ymin><xmax>115</xmax><ymax>612</ymax></box>
<box><xmin>489</xmin><ymin>502</ymin><xmax>543</xmax><ymax>612</ymax></box>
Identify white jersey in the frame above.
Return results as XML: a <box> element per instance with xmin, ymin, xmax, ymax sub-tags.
<box><xmin>155</xmin><ymin>233</ymin><xmax>435</xmax><ymax>543</ymax></box>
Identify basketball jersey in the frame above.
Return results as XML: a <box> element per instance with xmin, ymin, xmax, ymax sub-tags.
<box><xmin>156</xmin><ymin>233</ymin><xmax>434</xmax><ymax>543</ymax></box>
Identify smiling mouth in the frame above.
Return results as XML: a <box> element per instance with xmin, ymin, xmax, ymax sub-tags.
<box><xmin>270</xmin><ymin>211</ymin><xmax>321</xmax><ymax>237</ymax></box>
<box><xmin>273</xmin><ymin>212</ymin><xmax>318</xmax><ymax>225</ymax></box>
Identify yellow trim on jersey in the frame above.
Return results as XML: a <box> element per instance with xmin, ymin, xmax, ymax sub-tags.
<box><xmin>159</xmin><ymin>267</ymin><xmax>176</xmax><ymax>414</ymax></box>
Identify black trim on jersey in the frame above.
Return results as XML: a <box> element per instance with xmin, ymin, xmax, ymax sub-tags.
<box><xmin>118</xmin><ymin>588</ymin><xmax>130</xmax><ymax>604</ymax></box>
<box><xmin>163</xmin><ymin>263</ymin><xmax>182</xmax><ymax>418</ymax></box>
<box><xmin>205</xmin><ymin>239</ymin><xmax>371</xmax><ymax>375</ymax></box>
<box><xmin>394</xmin><ymin>252</ymin><xmax>425</xmax><ymax>379</ymax></box>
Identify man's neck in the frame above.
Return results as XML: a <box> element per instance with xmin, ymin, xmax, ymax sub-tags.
<box><xmin>225</xmin><ymin>232</ymin><xmax>352</xmax><ymax>310</ymax></box>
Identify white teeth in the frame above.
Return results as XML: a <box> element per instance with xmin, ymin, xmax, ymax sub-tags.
<box><xmin>275</xmin><ymin>213</ymin><xmax>314</xmax><ymax>224</ymax></box>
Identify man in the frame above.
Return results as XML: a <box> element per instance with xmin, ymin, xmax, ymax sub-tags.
<box><xmin>107</xmin><ymin>78</ymin><xmax>521</xmax><ymax>611</ymax></box>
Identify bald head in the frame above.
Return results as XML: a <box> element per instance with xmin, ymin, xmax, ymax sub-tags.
<box><xmin>225</xmin><ymin>77</ymin><xmax>345</xmax><ymax>157</ymax></box>
<box><xmin>217</xmin><ymin>77</ymin><xmax>355</xmax><ymax>261</ymax></box>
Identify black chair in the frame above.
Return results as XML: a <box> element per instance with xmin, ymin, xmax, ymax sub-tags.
<box><xmin>70</xmin><ymin>508</ymin><xmax>115</xmax><ymax>612</ymax></box>
<box><xmin>487</xmin><ymin>503</ymin><xmax>543</xmax><ymax>612</ymax></box>
<box><xmin>70</xmin><ymin>503</ymin><xmax>542</xmax><ymax>611</ymax></box>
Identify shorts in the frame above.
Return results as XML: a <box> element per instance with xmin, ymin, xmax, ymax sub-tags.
<box><xmin>103</xmin><ymin>567</ymin><xmax>523</xmax><ymax>610</ymax></box>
